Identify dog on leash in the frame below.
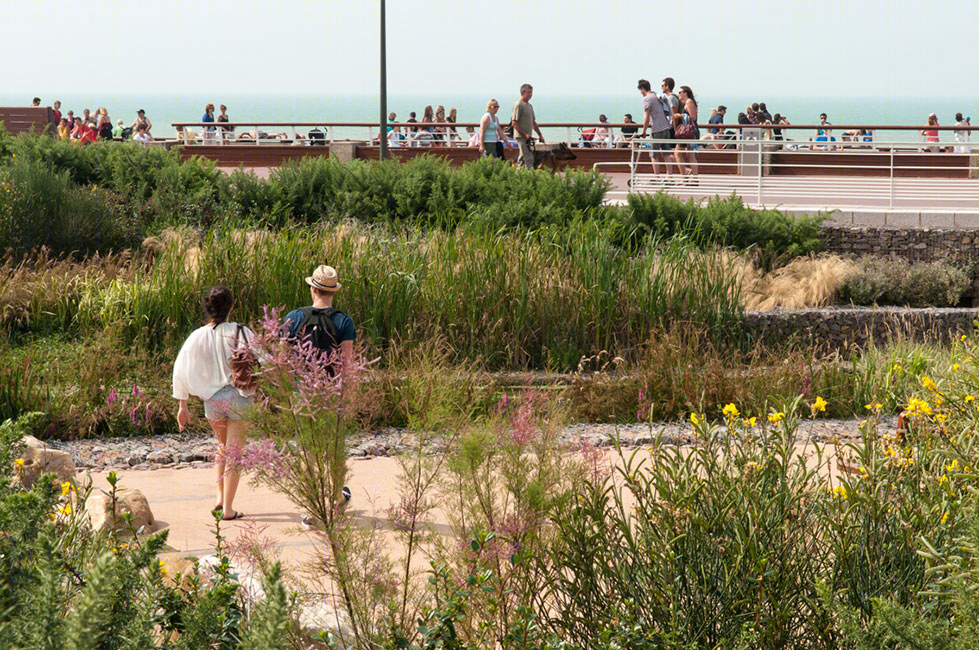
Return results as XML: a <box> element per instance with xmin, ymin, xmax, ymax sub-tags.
<box><xmin>533</xmin><ymin>142</ymin><xmax>577</xmax><ymax>173</ymax></box>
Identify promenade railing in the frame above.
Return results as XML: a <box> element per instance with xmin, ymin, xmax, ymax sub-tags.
<box><xmin>167</xmin><ymin>121</ymin><xmax>979</xmax><ymax>210</ymax></box>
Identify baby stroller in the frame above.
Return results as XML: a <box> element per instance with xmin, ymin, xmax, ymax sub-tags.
<box><xmin>577</xmin><ymin>127</ymin><xmax>596</xmax><ymax>148</ymax></box>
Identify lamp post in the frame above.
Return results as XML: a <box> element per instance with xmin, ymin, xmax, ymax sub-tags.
<box><xmin>379</xmin><ymin>0</ymin><xmax>388</xmax><ymax>161</ymax></box>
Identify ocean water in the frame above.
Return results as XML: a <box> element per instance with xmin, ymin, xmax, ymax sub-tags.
<box><xmin>5</xmin><ymin>91</ymin><xmax>975</xmax><ymax>142</ymax></box>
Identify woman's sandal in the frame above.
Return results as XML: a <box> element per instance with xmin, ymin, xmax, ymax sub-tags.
<box><xmin>222</xmin><ymin>510</ymin><xmax>245</xmax><ymax>521</ymax></box>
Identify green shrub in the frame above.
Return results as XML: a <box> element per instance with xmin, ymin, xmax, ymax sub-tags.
<box><xmin>840</xmin><ymin>256</ymin><xmax>971</xmax><ymax>307</ymax></box>
<box><xmin>625</xmin><ymin>192</ymin><xmax>827</xmax><ymax>267</ymax></box>
<box><xmin>0</xmin><ymin>162</ymin><xmax>139</xmax><ymax>258</ymax></box>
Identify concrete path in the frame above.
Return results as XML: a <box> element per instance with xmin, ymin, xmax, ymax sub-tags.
<box><xmin>88</xmin><ymin>457</ymin><xmax>405</xmax><ymax>564</ymax></box>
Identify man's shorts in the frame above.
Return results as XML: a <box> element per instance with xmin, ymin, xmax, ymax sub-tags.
<box><xmin>650</xmin><ymin>128</ymin><xmax>672</xmax><ymax>152</ymax></box>
<box><xmin>204</xmin><ymin>384</ymin><xmax>254</xmax><ymax>421</ymax></box>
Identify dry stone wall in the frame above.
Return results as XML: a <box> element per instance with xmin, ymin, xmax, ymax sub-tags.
<box><xmin>821</xmin><ymin>226</ymin><xmax>979</xmax><ymax>304</ymax></box>
<box><xmin>743</xmin><ymin>306</ymin><xmax>977</xmax><ymax>351</ymax></box>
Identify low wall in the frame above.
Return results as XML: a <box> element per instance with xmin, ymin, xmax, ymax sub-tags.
<box><xmin>821</xmin><ymin>225</ymin><xmax>979</xmax><ymax>304</ymax></box>
<box><xmin>744</xmin><ymin>306</ymin><xmax>976</xmax><ymax>350</ymax></box>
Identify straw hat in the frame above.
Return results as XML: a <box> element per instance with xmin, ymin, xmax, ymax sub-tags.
<box><xmin>305</xmin><ymin>265</ymin><xmax>341</xmax><ymax>292</ymax></box>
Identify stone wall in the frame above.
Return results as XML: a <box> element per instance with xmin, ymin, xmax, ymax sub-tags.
<box><xmin>821</xmin><ymin>226</ymin><xmax>979</xmax><ymax>305</ymax></box>
<box><xmin>743</xmin><ymin>306</ymin><xmax>976</xmax><ymax>351</ymax></box>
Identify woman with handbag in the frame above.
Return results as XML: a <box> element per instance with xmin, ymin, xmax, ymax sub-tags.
<box><xmin>673</xmin><ymin>86</ymin><xmax>699</xmax><ymax>184</ymax></box>
<box><xmin>173</xmin><ymin>285</ymin><xmax>257</xmax><ymax>521</ymax></box>
<box><xmin>479</xmin><ymin>99</ymin><xmax>507</xmax><ymax>159</ymax></box>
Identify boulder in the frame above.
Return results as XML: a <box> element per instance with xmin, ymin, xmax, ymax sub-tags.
<box><xmin>157</xmin><ymin>552</ymin><xmax>198</xmax><ymax>590</ymax></box>
<box><xmin>86</xmin><ymin>488</ymin><xmax>157</xmax><ymax>535</ymax></box>
<box><xmin>15</xmin><ymin>435</ymin><xmax>76</xmax><ymax>488</ymax></box>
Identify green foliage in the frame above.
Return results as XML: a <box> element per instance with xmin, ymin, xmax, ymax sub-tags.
<box><xmin>840</xmin><ymin>256</ymin><xmax>970</xmax><ymax>307</ymax></box>
<box><xmin>625</xmin><ymin>192</ymin><xmax>827</xmax><ymax>268</ymax></box>
<box><xmin>0</xmin><ymin>161</ymin><xmax>139</xmax><ymax>258</ymax></box>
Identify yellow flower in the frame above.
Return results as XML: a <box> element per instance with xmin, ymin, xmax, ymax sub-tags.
<box><xmin>945</xmin><ymin>459</ymin><xmax>959</xmax><ymax>472</ymax></box>
<box><xmin>689</xmin><ymin>412</ymin><xmax>700</xmax><ymax>426</ymax></box>
<box><xmin>722</xmin><ymin>403</ymin><xmax>740</xmax><ymax>418</ymax></box>
<box><xmin>967</xmin><ymin>395</ymin><xmax>975</xmax><ymax>403</ymax></box>
<box><xmin>941</xmin><ymin>512</ymin><xmax>949</xmax><ymax>525</ymax></box>
<box><xmin>742</xmin><ymin>417</ymin><xmax>758</xmax><ymax>428</ymax></box>
<box><xmin>961</xmin><ymin>334</ymin><xmax>968</xmax><ymax>342</ymax></box>
<box><xmin>921</xmin><ymin>375</ymin><xmax>937</xmax><ymax>391</ymax></box>
<box><xmin>892</xmin><ymin>363</ymin><xmax>903</xmax><ymax>372</ymax></box>
<box><xmin>858</xmin><ymin>466</ymin><xmax>868</xmax><ymax>476</ymax></box>
<box><xmin>811</xmin><ymin>396</ymin><xmax>827</xmax><ymax>413</ymax></box>
<box><xmin>952</xmin><ymin>363</ymin><xmax>961</xmax><ymax>372</ymax></box>
<box><xmin>905</xmin><ymin>397</ymin><xmax>932</xmax><ymax>417</ymax></box>
<box><xmin>934</xmin><ymin>413</ymin><xmax>948</xmax><ymax>424</ymax></box>
<box><xmin>939</xmin><ymin>474</ymin><xmax>949</xmax><ymax>485</ymax></box>
<box><xmin>768</xmin><ymin>411</ymin><xmax>785</xmax><ymax>424</ymax></box>
<box><xmin>14</xmin><ymin>458</ymin><xmax>25</xmax><ymax>468</ymax></box>
<box><xmin>831</xmin><ymin>485</ymin><xmax>848</xmax><ymax>500</ymax></box>
<box><xmin>58</xmin><ymin>504</ymin><xmax>71</xmax><ymax>516</ymax></box>
<box><xmin>61</xmin><ymin>481</ymin><xmax>74</xmax><ymax>496</ymax></box>
<box><xmin>158</xmin><ymin>560</ymin><xmax>168</xmax><ymax>577</ymax></box>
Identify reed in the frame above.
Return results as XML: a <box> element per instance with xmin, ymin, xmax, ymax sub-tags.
<box><xmin>67</xmin><ymin>222</ymin><xmax>744</xmax><ymax>369</ymax></box>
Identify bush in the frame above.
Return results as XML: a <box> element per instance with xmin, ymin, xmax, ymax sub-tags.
<box><xmin>840</xmin><ymin>256</ymin><xmax>971</xmax><ymax>307</ymax></box>
<box><xmin>625</xmin><ymin>192</ymin><xmax>827</xmax><ymax>267</ymax></box>
<box><xmin>0</xmin><ymin>162</ymin><xmax>139</xmax><ymax>258</ymax></box>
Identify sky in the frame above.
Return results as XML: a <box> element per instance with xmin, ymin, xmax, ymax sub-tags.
<box><xmin>2</xmin><ymin>0</ymin><xmax>976</xmax><ymax>105</ymax></box>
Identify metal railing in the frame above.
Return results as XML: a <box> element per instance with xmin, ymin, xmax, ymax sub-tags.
<box><xmin>165</xmin><ymin>121</ymin><xmax>979</xmax><ymax>211</ymax></box>
<box><xmin>610</xmin><ymin>124</ymin><xmax>978</xmax><ymax>210</ymax></box>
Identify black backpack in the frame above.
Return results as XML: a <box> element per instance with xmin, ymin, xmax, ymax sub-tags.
<box><xmin>293</xmin><ymin>307</ymin><xmax>341</xmax><ymax>358</ymax></box>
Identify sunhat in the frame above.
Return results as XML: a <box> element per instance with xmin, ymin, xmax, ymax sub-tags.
<box><xmin>929</xmin><ymin>112</ymin><xmax>937</xmax><ymax>118</ymax></box>
<box><xmin>305</xmin><ymin>265</ymin><xmax>341</xmax><ymax>292</ymax></box>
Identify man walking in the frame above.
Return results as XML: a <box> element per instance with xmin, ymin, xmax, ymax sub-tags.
<box><xmin>281</xmin><ymin>265</ymin><xmax>357</xmax><ymax>375</ymax></box>
<box><xmin>638</xmin><ymin>79</ymin><xmax>674</xmax><ymax>182</ymax></box>
<box><xmin>511</xmin><ymin>83</ymin><xmax>545</xmax><ymax>169</ymax></box>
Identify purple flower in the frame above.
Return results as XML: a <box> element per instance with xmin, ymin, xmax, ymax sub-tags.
<box><xmin>106</xmin><ymin>390</ymin><xmax>118</xmax><ymax>406</ymax></box>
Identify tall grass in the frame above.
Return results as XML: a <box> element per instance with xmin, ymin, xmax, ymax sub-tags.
<box><xmin>69</xmin><ymin>222</ymin><xmax>743</xmax><ymax>369</ymax></box>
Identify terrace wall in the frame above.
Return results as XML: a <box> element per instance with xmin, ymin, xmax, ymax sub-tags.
<box><xmin>743</xmin><ymin>306</ymin><xmax>976</xmax><ymax>350</ymax></box>
<box><xmin>821</xmin><ymin>225</ymin><xmax>979</xmax><ymax>305</ymax></box>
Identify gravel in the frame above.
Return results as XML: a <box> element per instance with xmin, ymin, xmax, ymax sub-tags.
<box><xmin>46</xmin><ymin>416</ymin><xmax>895</xmax><ymax>473</ymax></box>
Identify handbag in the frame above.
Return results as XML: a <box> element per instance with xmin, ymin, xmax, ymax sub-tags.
<box><xmin>229</xmin><ymin>324</ymin><xmax>258</xmax><ymax>392</ymax></box>
<box><xmin>675</xmin><ymin>116</ymin><xmax>696</xmax><ymax>140</ymax></box>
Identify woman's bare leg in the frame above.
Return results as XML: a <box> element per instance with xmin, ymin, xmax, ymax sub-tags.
<box><xmin>221</xmin><ymin>419</ymin><xmax>248</xmax><ymax>518</ymax></box>
<box><xmin>209</xmin><ymin>418</ymin><xmax>229</xmax><ymax>510</ymax></box>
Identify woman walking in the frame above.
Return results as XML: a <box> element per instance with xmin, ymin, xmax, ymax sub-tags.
<box><xmin>173</xmin><ymin>286</ymin><xmax>256</xmax><ymax>521</ymax></box>
<box><xmin>479</xmin><ymin>99</ymin><xmax>506</xmax><ymax>159</ymax></box>
<box><xmin>673</xmin><ymin>86</ymin><xmax>699</xmax><ymax>183</ymax></box>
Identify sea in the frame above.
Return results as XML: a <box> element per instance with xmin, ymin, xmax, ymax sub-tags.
<box><xmin>4</xmin><ymin>91</ymin><xmax>976</xmax><ymax>142</ymax></box>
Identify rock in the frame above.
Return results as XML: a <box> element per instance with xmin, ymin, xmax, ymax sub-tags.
<box><xmin>15</xmin><ymin>435</ymin><xmax>76</xmax><ymax>488</ymax></box>
<box><xmin>157</xmin><ymin>552</ymin><xmax>198</xmax><ymax>590</ymax></box>
<box><xmin>146</xmin><ymin>451</ymin><xmax>172</xmax><ymax>464</ymax></box>
<box><xmin>86</xmin><ymin>488</ymin><xmax>157</xmax><ymax>535</ymax></box>
<box><xmin>348</xmin><ymin>446</ymin><xmax>367</xmax><ymax>457</ymax></box>
<box><xmin>128</xmin><ymin>455</ymin><xmax>143</xmax><ymax>466</ymax></box>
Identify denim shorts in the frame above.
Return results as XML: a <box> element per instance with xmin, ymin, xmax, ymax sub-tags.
<box><xmin>204</xmin><ymin>385</ymin><xmax>254</xmax><ymax>421</ymax></box>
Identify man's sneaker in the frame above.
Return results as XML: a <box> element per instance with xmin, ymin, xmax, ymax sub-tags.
<box><xmin>342</xmin><ymin>486</ymin><xmax>352</xmax><ymax>502</ymax></box>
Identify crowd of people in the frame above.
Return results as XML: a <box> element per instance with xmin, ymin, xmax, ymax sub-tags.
<box><xmin>29</xmin><ymin>94</ymin><xmax>974</xmax><ymax>164</ymax></box>
<box><xmin>31</xmin><ymin>97</ymin><xmax>237</xmax><ymax>146</ymax></box>
<box><xmin>34</xmin><ymin>97</ymin><xmax>160</xmax><ymax>145</ymax></box>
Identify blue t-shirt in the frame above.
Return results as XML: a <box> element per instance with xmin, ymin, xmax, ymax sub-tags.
<box><xmin>282</xmin><ymin>307</ymin><xmax>357</xmax><ymax>344</ymax></box>
<box><xmin>708</xmin><ymin>112</ymin><xmax>724</xmax><ymax>134</ymax></box>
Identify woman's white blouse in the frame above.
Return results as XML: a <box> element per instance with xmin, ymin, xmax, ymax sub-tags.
<box><xmin>172</xmin><ymin>322</ymin><xmax>256</xmax><ymax>401</ymax></box>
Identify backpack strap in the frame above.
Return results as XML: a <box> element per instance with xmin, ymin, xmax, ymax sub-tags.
<box><xmin>294</xmin><ymin>306</ymin><xmax>337</xmax><ymax>332</ymax></box>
